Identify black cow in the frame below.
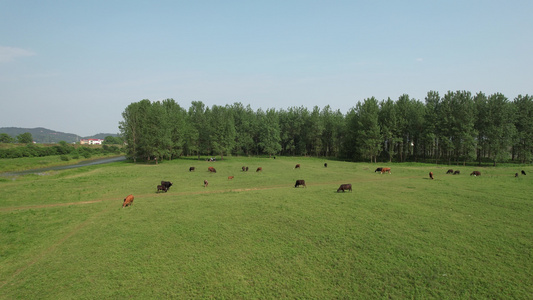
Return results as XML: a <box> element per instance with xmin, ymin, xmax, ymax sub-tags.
<box><xmin>161</xmin><ymin>181</ymin><xmax>173</xmax><ymax>191</ymax></box>
<box><xmin>242</xmin><ymin>166</ymin><xmax>246</xmax><ymax>172</ymax></box>
<box><xmin>515</xmin><ymin>173</ymin><xmax>519</xmax><ymax>177</ymax></box>
<box><xmin>294</xmin><ymin>180</ymin><xmax>306</xmax><ymax>188</ymax></box>
<box><xmin>454</xmin><ymin>170</ymin><xmax>460</xmax><ymax>175</ymax></box>
<box><xmin>446</xmin><ymin>169</ymin><xmax>454</xmax><ymax>174</ymax></box>
<box><xmin>375</xmin><ymin>167</ymin><xmax>383</xmax><ymax>173</ymax></box>
<box><xmin>337</xmin><ymin>184</ymin><xmax>352</xmax><ymax>192</ymax></box>
<box><xmin>521</xmin><ymin>170</ymin><xmax>526</xmax><ymax>175</ymax></box>
<box><xmin>324</xmin><ymin>163</ymin><xmax>328</xmax><ymax>168</ymax></box>
<box><xmin>189</xmin><ymin>167</ymin><xmax>195</xmax><ymax>172</ymax></box>
<box><xmin>470</xmin><ymin>171</ymin><xmax>481</xmax><ymax>176</ymax></box>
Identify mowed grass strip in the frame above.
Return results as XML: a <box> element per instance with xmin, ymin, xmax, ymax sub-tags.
<box><xmin>0</xmin><ymin>157</ymin><xmax>531</xmax><ymax>298</ymax></box>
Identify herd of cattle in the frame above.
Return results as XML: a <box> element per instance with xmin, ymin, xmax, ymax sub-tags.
<box><xmin>121</xmin><ymin>163</ymin><xmax>528</xmax><ymax>207</ymax></box>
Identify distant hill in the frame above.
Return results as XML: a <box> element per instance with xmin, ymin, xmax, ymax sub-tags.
<box><xmin>0</xmin><ymin>127</ymin><xmax>119</xmax><ymax>144</ymax></box>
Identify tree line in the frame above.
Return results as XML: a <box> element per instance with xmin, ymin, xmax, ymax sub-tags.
<box><xmin>0</xmin><ymin>134</ymin><xmax>124</xmax><ymax>159</ymax></box>
<box><xmin>119</xmin><ymin>91</ymin><xmax>533</xmax><ymax>165</ymax></box>
<box><xmin>0</xmin><ymin>141</ymin><xmax>122</xmax><ymax>159</ymax></box>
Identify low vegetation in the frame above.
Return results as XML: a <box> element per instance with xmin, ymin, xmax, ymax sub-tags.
<box><xmin>0</xmin><ymin>142</ymin><xmax>122</xmax><ymax>159</ymax></box>
<box><xmin>0</xmin><ymin>157</ymin><xmax>531</xmax><ymax>298</ymax></box>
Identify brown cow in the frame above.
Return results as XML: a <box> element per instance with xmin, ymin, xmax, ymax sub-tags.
<box><xmin>295</xmin><ymin>164</ymin><xmax>300</xmax><ymax>169</ymax></box>
<box><xmin>515</xmin><ymin>173</ymin><xmax>519</xmax><ymax>177</ymax></box>
<box><xmin>295</xmin><ymin>180</ymin><xmax>306</xmax><ymax>188</ymax></box>
<box><xmin>429</xmin><ymin>172</ymin><xmax>434</xmax><ymax>180</ymax></box>
<box><xmin>256</xmin><ymin>167</ymin><xmax>262</xmax><ymax>172</ymax></box>
<box><xmin>204</xmin><ymin>180</ymin><xmax>208</xmax><ymax>187</ymax></box>
<box><xmin>337</xmin><ymin>184</ymin><xmax>352</xmax><ymax>192</ymax></box>
<box><xmin>242</xmin><ymin>166</ymin><xmax>246</xmax><ymax>172</ymax></box>
<box><xmin>156</xmin><ymin>185</ymin><xmax>167</xmax><ymax>193</ymax></box>
<box><xmin>228</xmin><ymin>176</ymin><xmax>234</xmax><ymax>180</ymax></box>
<box><xmin>381</xmin><ymin>168</ymin><xmax>391</xmax><ymax>174</ymax></box>
<box><xmin>470</xmin><ymin>171</ymin><xmax>481</xmax><ymax>176</ymax></box>
<box><xmin>454</xmin><ymin>170</ymin><xmax>460</xmax><ymax>175</ymax></box>
<box><xmin>122</xmin><ymin>194</ymin><xmax>134</xmax><ymax>207</ymax></box>
<box><xmin>208</xmin><ymin>167</ymin><xmax>216</xmax><ymax>173</ymax></box>
<box><xmin>446</xmin><ymin>169</ymin><xmax>453</xmax><ymax>174</ymax></box>
<box><xmin>246</xmin><ymin>167</ymin><xmax>249</xmax><ymax>171</ymax></box>
<box><xmin>189</xmin><ymin>167</ymin><xmax>195</xmax><ymax>172</ymax></box>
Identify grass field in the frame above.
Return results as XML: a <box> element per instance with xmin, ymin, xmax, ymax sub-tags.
<box><xmin>0</xmin><ymin>157</ymin><xmax>531</xmax><ymax>298</ymax></box>
<box><xmin>0</xmin><ymin>153</ymin><xmax>121</xmax><ymax>173</ymax></box>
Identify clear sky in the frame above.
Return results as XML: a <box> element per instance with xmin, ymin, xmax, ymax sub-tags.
<box><xmin>1</xmin><ymin>0</ymin><xmax>531</xmax><ymax>137</ymax></box>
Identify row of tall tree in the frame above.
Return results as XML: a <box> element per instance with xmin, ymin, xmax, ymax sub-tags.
<box><xmin>0</xmin><ymin>132</ymin><xmax>33</xmax><ymax>144</ymax></box>
<box><xmin>119</xmin><ymin>91</ymin><xmax>533</xmax><ymax>165</ymax></box>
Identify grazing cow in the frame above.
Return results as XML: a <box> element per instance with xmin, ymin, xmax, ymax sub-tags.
<box><xmin>189</xmin><ymin>167</ymin><xmax>195</xmax><ymax>172</ymax></box>
<box><xmin>454</xmin><ymin>170</ymin><xmax>460</xmax><ymax>175</ymax></box>
<box><xmin>324</xmin><ymin>163</ymin><xmax>328</xmax><ymax>168</ymax></box>
<box><xmin>521</xmin><ymin>170</ymin><xmax>526</xmax><ymax>175</ymax></box>
<box><xmin>429</xmin><ymin>172</ymin><xmax>434</xmax><ymax>180</ymax></box>
<box><xmin>470</xmin><ymin>171</ymin><xmax>481</xmax><ymax>176</ymax></box>
<box><xmin>375</xmin><ymin>167</ymin><xmax>383</xmax><ymax>173</ymax></box>
<box><xmin>161</xmin><ymin>181</ymin><xmax>173</xmax><ymax>191</ymax></box>
<box><xmin>446</xmin><ymin>169</ymin><xmax>454</xmax><ymax>174</ymax></box>
<box><xmin>381</xmin><ymin>168</ymin><xmax>391</xmax><ymax>174</ymax></box>
<box><xmin>246</xmin><ymin>167</ymin><xmax>249</xmax><ymax>171</ymax></box>
<box><xmin>256</xmin><ymin>167</ymin><xmax>262</xmax><ymax>172</ymax></box>
<box><xmin>337</xmin><ymin>184</ymin><xmax>352</xmax><ymax>192</ymax></box>
<box><xmin>228</xmin><ymin>176</ymin><xmax>234</xmax><ymax>180</ymax></box>
<box><xmin>156</xmin><ymin>185</ymin><xmax>167</xmax><ymax>193</ymax></box>
<box><xmin>515</xmin><ymin>173</ymin><xmax>519</xmax><ymax>177</ymax></box>
<box><xmin>294</xmin><ymin>180</ymin><xmax>306</xmax><ymax>188</ymax></box>
<box><xmin>208</xmin><ymin>167</ymin><xmax>216</xmax><ymax>173</ymax></box>
<box><xmin>204</xmin><ymin>180</ymin><xmax>208</xmax><ymax>187</ymax></box>
<box><xmin>295</xmin><ymin>164</ymin><xmax>301</xmax><ymax>169</ymax></box>
<box><xmin>242</xmin><ymin>166</ymin><xmax>246</xmax><ymax>172</ymax></box>
<box><xmin>122</xmin><ymin>194</ymin><xmax>134</xmax><ymax>208</ymax></box>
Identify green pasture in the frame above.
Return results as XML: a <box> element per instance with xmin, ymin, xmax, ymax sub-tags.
<box><xmin>0</xmin><ymin>157</ymin><xmax>531</xmax><ymax>298</ymax></box>
<box><xmin>0</xmin><ymin>153</ymin><xmax>119</xmax><ymax>173</ymax></box>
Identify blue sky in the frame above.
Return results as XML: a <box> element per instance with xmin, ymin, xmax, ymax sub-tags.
<box><xmin>1</xmin><ymin>0</ymin><xmax>531</xmax><ymax>136</ymax></box>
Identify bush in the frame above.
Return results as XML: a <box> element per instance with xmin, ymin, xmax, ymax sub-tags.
<box><xmin>60</xmin><ymin>155</ymin><xmax>70</xmax><ymax>161</ymax></box>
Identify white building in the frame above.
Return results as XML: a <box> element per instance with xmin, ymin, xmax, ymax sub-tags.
<box><xmin>80</xmin><ymin>138</ymin><xmax>104</xmax><ymax>145</ymax></box>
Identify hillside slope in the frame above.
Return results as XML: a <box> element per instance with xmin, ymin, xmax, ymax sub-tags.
<box><xmin>0</xmin><ymin>127</ymin><xmax>118</xmax><ymax>143</ymax></box>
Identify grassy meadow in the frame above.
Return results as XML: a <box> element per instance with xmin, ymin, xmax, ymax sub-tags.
<box><xmin>0</xmin><ymin>153</ymin><xmax>121</xmax><ymax>173</ymax></box>
<box><xmin>0</xmin><ymin>157</ymin><xmax>531</xmax><ymax>298</ymax></box>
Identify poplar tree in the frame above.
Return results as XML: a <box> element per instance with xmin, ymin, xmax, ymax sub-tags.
<box><xmin>119</xmin><ymin>100</ymin><xmax>150</xmax><ymax>162</ymax></box>
<box><xmin>257</xmin><ymin>108</ymin><xmax>281</xmax><ymax>157</ymax></box>
<box><xmin>357</xmin><ymin>97</ymin><xmax>382</xmax><ymax>163</ymax></box>
<box><xmin>208</xmin><ymin>105</ymin><xmax>236</xmax><ymax>159</ymax></box>
<box><xmin>379</xmin><ymin>98</ymin><xmax>400</xmax><ymax>162</ymax></box>
<box><xmin>513</xmin><ymin>95</ymin><xmax>533</xmax><ymax>163</ymax></box>
<box><xmin>485</xmin><ymin>93</ymin><xmax>516</xmax><ymax>165</ymax></box>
